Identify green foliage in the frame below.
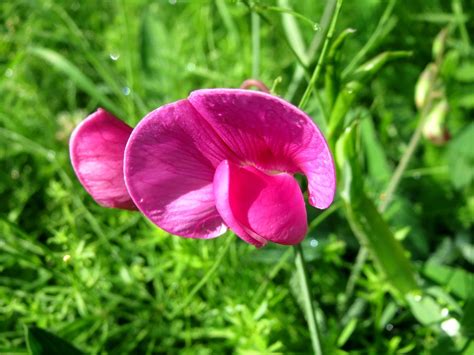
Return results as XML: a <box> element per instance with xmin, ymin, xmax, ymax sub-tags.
<box><xmin>446</xmin><ymin>123</ymin><xmax>474</xmax><ymax>189</ymax></box>
<box><xmin>0</xmin><ymin>0</ymin><xmax>473</xmax><ymax>354</ymax></box>
<box><xmin>26</xmin><ymin>326</ymin><xmax>83</xmax><ymax>355</ymax></box>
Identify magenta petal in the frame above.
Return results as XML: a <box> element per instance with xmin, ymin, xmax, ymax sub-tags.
<box><xmin>214</xmin><ymin>160</ymin><xmax>308</xmax><ymax>246</ymax></box>
<box><xmin>124</xmin><ymin>100</ymin><xmax>231</xmax><ymax>239</ymax></box>
<box><xmin>69</xmin><ymin>108</ymin><xmax>136</xmax><ymax>210</ymax></box>
<box><xmin>213</xmin><ymin>161</ymin><xmax>266</xmax><ymax>247</ymax></box>
<box><xmin>189</xmin><ymin>89</ymin><xmax>336</xmax><ymax>209</ymax></box>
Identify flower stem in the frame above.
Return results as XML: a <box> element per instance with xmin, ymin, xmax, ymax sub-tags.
<box><xmin>293</xmin><ymin>2</ymin><xmax>343</xmax><ymax>353</ymax></box>
<box><xmin>294</xmin><ymin>244</ymin><xmax>323</xmax><ymax>355</ymax></box>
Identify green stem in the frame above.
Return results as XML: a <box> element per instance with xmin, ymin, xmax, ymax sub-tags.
<box><xmin>307</xmin><ymin>200</ymin><xmax>341</xmax><ymax>233</ymax></box>
<box><xmin>254</xmin><ymin>204</ymin><xmax>339</xmax><ymax>304</ymax></box>
<box><xmin>379</xmin><ymin>111</ymin><xmax>426</xmax><ymax>212</ymax></box>
<box><xmin>452</xmin><ymin>0</ymin><xmax>471</xmax><ymax>49</ymax></box>
<box><xmin>344</xmin><ymin>247</ymin><xmax>368</xmax><ymax>301</ymax></box>
<box><xmin>298</xmin><ymin>0</ymin><xmax>343</xmax><ymax>110</ymax></box>
<box><xmin>292</xmin><ymin>2</ymin><xmax>343</xmax><ymax>353</ymax></box>
<box><xmin>285</xmin><ymin>0</ymin><xmax>336</xmax><ymax>102</ymax></box>
<box><xmin>251</xmin><ymin>10</ymin><xmax>260</xmax><ymax>78</ymax></box>
<box><xmin>294</xmin><ymin>244</ymin><xmax>323</xmax><ymax>355</ymax></box>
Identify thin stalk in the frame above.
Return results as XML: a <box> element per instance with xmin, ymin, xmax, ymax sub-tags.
<box><xmin>264</xmin><ymin>5</ymin><xmax>318</xmax><ymax>29</ymax></box>
<box><xmin>285</xmin><ymin>0</ymin><xmax>337</xmax><ymax>102</ymax></box>
<box><xmin>379</xmin><ymin>113</ymin><xmax>426</xmax><ymax>212</ymax></box>
<box><xmin>295</xmin><ymin>244</ymin><xmax>323</xmax><ymax>355</ymax></box>
<box><xmin>344</xmin><ymin>246</ymin><xmax>368</xmax><ymax>301</ymax></box>
<box><xmin>298</xmin><ymin>0</ymin><xmax>343</xmax><ymax>110</ymax></box>
<box><xmin>118</xmin><ymin>0</ymin><xmax>137</xmax><ymax>119</ymax></box>
<box><xmin>307</xmin><ymin>200</ymin><xmax>341</xmax><ymax>233</ymax></box>
<box><xmin>253</xmin><ymin>204</ymin><xmax>339</xmax><ymax>304</ymax></box>
<box><xmin>293</xmin><ymin>2</ymin><xmax>343</xmax><ymax>354</ymax></box>
<box><xmin>452</xmin><ymin>0</ymin><xmax>471</xmax><ymax>49</ymax></box>
<box><xmin>251</xmin><ymin>11</ymin><xmax>260</xmax><ymax>78</ymax></box>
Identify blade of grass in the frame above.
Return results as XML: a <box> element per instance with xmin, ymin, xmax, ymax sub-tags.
<box><xmin>342</xmin><ymin>0</ymin><xmax>397</xmax><ymax>79</ymax></box>
<box><xmin>286</xmin><ymin>0</ymin><xmax>337</xmax><ymax>102</ymax></box>
<box><xmin>452</xmin><ymin>0</ymin><xmax>471</xmax><ymax>50</ymax></box>
<box><xmin>251</xmin><ymin>10</ymin><xmax>260</xmax><ymax>78</ymax></box>
<box><xmin>298</xmin><ymin>0</ymin><xmax>343</xmax><ymax>110</ymax></box>
<box><xmin>279</xmin><ymin>0</ymin><xmax>310</xmax><ymax>67</ymax></box>
<box><xmin>29</xmin><ymin>47</ymin><xmax>124</xmax><ymax>117</ymax></box>
<box><xmin>215</xmin><ymin>0</ymin><xmax>240</xmax><ymax>44</ymax></box>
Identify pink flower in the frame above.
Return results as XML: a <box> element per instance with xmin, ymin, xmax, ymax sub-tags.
<box><xmin>70</xmin><ymin>89</ymin><xmax>336</xmax><ymax>247</ymax></box>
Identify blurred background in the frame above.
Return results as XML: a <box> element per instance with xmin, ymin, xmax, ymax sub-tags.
<box><xmin>0</xmin><ymin>0</ymin><xmax>473</xmax><ymax>353</ymax></box>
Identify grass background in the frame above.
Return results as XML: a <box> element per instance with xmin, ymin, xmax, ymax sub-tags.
<box><xmin>0</xmin><ymin>0</ymin><xmax>473</xmax><ymax>353</ymax></box>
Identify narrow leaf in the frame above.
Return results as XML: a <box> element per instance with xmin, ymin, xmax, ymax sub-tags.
<box><xmin>423</xmin><ymin>261</ymin><xmax>474</xmax><ymax>300</ymax></box>
<box><xmin>278</xmin><ymin>0</ymin><xmax>308</xmax><ymax>66</ymax></box>
<box><xmin>25</xmin><ymin>326</ymin><xmax>83</xmax><ymax>355</ymax></box>
<box><xmin>360</xmin><ymin>115</ymin><xmax>392</xmax><ymax>186</ymax></box>
<box><xmin>29</xmin><ymin>47</ymin><xmax>122</xmax><ymax>117</ymax></box>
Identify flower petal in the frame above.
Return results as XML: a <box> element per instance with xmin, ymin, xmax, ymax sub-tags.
<box><xmin>189</xmin><ymin>89</ymin><xmax>336</xmax><ymax>209</ymax></box>
<box><xmin>124</xmin><ymin>99</ymin><xmax>232</xmax><ymax>239</ymax></box>
<box><xmin>69</xmin><ymin>108</ymin><xmax>136</xmax><ymax>210</ymax></box>
<box><xmin>214</xmin><ymin>160</ymin><xmax>307</xmax><ymax>246</ymax></box>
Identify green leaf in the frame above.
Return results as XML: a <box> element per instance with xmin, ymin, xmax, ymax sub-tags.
<box><xmin>360</xmin><ymin>114</ymin><xmax>392</xmax><ymax>186</ymax></box>
<box><xmin>456</xmin><ymin>233</ymin><xmax>474</xmax><ymax>264</ymax></box>
<box><xmin>446</xmin><ymin>123</ymin><xmax>474</xmax><ymax>189</ymax></box>
<box><xmin>378</xmin><ymin>301</ymin><xmax>398</xmax><ymax>330</ymax></box>
<box><xmin>278</xmin><ymin>0</ymin><xmax>308</xmax><ymax>67</ymax></box>
<box><xmin>328</xmin><ymin>51</ymin><xmax>410</xmax><ymax>145</ymax></box>
<box><xmin>462</xmin><ymin>341</ymin><xmax>474</xmax><ymax>355</ymax></box>
<box><xmin>25</xmin><ymin>326</ymin><xmax>83</xmax><ymax>355</ymax></box>
<box><xmin>337</xmin><ymin>318</ymin><xmax>357</xmax><ymax>347</ymax></box>
<box><xmin>423</xmin><ymin>261</ymin><xmax>474</xmax><ymax>300</ymax></box>
<box><xmin>461</xmin><ymin>298</ymin><xmax>474</xmax><ymax>338</ymax></box>
<box><xmin>327</xmin><ymin>82</ymin><xmax>363</xmax><ymax>144</ymax></box>
<box><xmin>336</xmin><ymin>124</ymin><xmax>418</xmax><ymax>296</ymax></box>
<box><xmin>325</xmin><ymin>28</ymin><xmax>356</xmax><ymax>110</ymax></box>
<box><xmin>139</xmin><ymin>8</ymin><xmax>167</xmax><ymax>76</ymax></box>
<box><xmin>411</xmin><ymin>12</ymin><xmax>468</xmax><ymax>24</ymax></box>
<box><xmin>351</xmin><ymin>51</ymin><xmax>412</xmax><ymax>84</ymax></box>
<box><xmin>456</xmin><ymin>92</ymin><xmax>474</xmax><ymax>109</ymax></box>
<box><xmin>426</xmin><ymin>286</ymin><xmax>462</xmax><ymax>314</ymax></box>
<box><xmin>406</xmin><ymin>293</ymin><xmax>444</xmax><ymax>325</ymax></box>
<box><xmin>454</xmin><ymin>62</ymin><xmax>474</xmax><ymax>83</ymax></box>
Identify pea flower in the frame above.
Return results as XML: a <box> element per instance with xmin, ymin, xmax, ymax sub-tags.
<box><xmin>70</xmin><ymin>89</ymin><xmax>336</xmax><ymax>247</ymax></box>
